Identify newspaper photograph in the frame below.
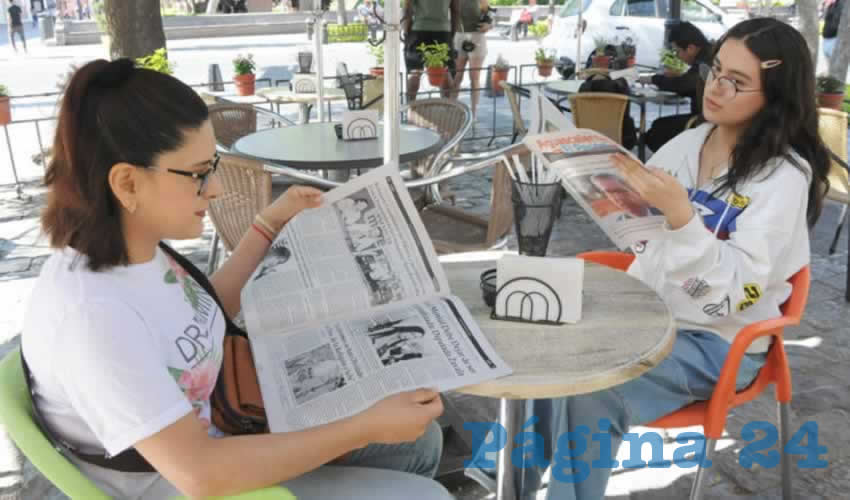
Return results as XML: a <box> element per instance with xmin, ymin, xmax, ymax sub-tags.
<box><xmin>249</xmin><ymin>296</ymin><xmax>512</xmax><ymax>433</ymax></box>
<box><xmin>524</xmin><ymin>130</ymin><xmax>666</xmax><ymax>249</ymax></box>
<box><xmin>241</xmin><ymin>166</ymin><xmax>450</xmax><ymax>336</ymax></box>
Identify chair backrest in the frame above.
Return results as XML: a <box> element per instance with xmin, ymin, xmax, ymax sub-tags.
<box><xmin>208</xmin><ymin>104</ymin><xmax>295</xmax><ymax>151</ymax></box>
<box><xmin>208</xmin><ymin>153</ymin><xmax>273</xmax><ymax>252</ymax></box>
<box><xmin>818</xmin><ymin>107</ymin><xmax>850</xmax><ymax>196</ymax></box>
<box><xmin>567</xmin><ymin>92</ymin><xmax>629</xmax><ymax>145</ymax></box>
<box><xmin>336</xmin><ymin>62</ymin><xmax>364</xmax><ymax>110</ymax></box>
<box><xmin>501</xmin><ymin>81</ymin><xmax>529</xmax><ymax>139</ymax></box>
<box><xmin>402</xmin><ymin>98</ymin><xmax>472</xmax><ymax>178</ymax></box>
<box><xmin>0</xmin><ymin>348</ymin><xmax>109</xmax><ymax>499</ymax></box>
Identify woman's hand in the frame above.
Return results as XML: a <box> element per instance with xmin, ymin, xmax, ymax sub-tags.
<box><xmin>611</xmin><ymin>153</ymin><xmax>694</xmax><ymax>230</ymax></box>
<box><xmin>478</xmin><ymin>22</ymin><xmax>492</xmax><ymax>33</ymax></box>
<box><xmin>356</xmin><ymin>388</ymin><xmax>443</xmax><ymax>444</ymax></box>
<box><xmin>260</xmin><ymin>185</ymin><xmax>323</xmax><ymax>233</ymax></box>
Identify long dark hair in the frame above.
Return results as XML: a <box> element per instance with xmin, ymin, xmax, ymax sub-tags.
<box><xmin>711</xmin><ymin>18</ymin><xmax>830</xmax><ymax>227</ymax></box>
<box><xmin>42</xmin><ymin>59</ymin><xmax>209</xmax><ymax>271</ymax></box>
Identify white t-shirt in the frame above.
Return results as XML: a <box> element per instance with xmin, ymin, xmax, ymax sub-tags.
<box><xmin>22</xmin><ymin>246</ymin><xmax>225</xmax><ymax>498</ymax></box>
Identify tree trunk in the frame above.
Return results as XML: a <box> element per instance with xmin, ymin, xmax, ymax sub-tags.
<box><xmin>828</xmin><ymin>0</ymin><xmax>850</xmax><ymax>83</ymax></box>
<box><xmin>103</xmin><ymin>0</ymin><xmax>166</xmax><ymax>60</ymax></box>
<box><xmin>336</xmin><ymin>0</ymin><xmax>347</xmax><ymax>25</ymax></box>
<box><xmin>797</xmin><ymin>0</ymin><xmax>819</xmax><ymax>65</ymax></box>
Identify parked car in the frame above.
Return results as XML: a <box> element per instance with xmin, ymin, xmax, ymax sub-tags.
<box><xmin>543</xmin><ymin>0</ymin><xmax>744</xmax><ymax>69</ymax></box>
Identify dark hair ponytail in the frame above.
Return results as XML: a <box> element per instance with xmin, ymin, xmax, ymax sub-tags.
<box><xmin>42</xmin><ymin>59</ymin><xmax>208</xmax><ymax>271</ymax></box>
<box><xmin>711</xmin><ymin>18</ymin><xmax>830</xmax><ymax>227</ymax></box>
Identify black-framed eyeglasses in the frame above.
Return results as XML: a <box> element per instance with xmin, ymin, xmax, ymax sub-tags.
<box><xmin>142</xmin><ymin>153</ymin><xmax>220</xmax><ymax>196</ymax></box>
<box><xmin>699</xmin><ymin>64</ymin><xmax>762</xmax><ymax>101</ymax></box>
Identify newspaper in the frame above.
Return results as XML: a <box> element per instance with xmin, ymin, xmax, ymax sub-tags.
<box><xmin>524</xmin><ymin>129</ymin><xmax>666</xmax><ymax>249</ymax></box>
<box><xmin>241</xmin><ymin>166</ymin><xmax>512</xmax><ymax>433</ymax></box>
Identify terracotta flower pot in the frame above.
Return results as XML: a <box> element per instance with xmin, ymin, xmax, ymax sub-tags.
<box><xmin>627</xmin><ymin>56</ymin><xmax>636</xmax><ymax>67</ymax></box>
<box><xmin>817</xmin><ymin>92</ymin><xmax>846</xmax><ymax>111</ymax></box>
<box><xmin>426</xmin><ymin>66</ymin><xmax>448</xmax><ymax>87</ymax></box>
<box><xmin>491</xmin><ymin>68</ymin><xmax>509</xmax><ymax>96</ymax></box>
<box><xmin>234</xmin><ymin>73</ymin><xmax>256</xmax><ymax>96</ymax></box>
<box><xmin>370</xmin><ymin>67</ymin><xmax>385</xmax><ymax>77</ymax></box>
<box><xmin>0</xmin><ymin>97</ymin><xmax>10</xmax><ymax>126</ymax></box>
<box><xmin>592</xmin><ymin>55</ymin><xmax>611</xmax><ymax>69</ymax></box>
<box><xmin>537</xmin><ymin>62</ymin><xmax>554</xmax><ymax>77</ymax></box>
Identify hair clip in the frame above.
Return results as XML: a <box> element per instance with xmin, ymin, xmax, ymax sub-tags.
<box><xmin>760</xmin><ymin>60</ymin><xmax>782</xmax><ymax>69</ymax></box>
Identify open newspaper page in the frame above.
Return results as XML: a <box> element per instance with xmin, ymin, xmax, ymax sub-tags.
<box><xmin>524</xmin><ymin>129</ymin><xmax>666</xmax><ymax>249</ymax></box>
<box><xmin>250</xmin><ymin>295</ymin><xmax>511</xmax><ymax>433</ymax></box>
<box><xmin>241</xmin><ymin>165</ymin><xmax>450</xmax><ymax>336</ymax></box>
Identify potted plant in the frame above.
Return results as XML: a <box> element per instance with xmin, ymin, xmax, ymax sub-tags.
<box><xmin>135</xmin><ymin>48</ymin><xmax>175</xmax><ymax>75</ymax></box>
<box><xmin>368</xmin><ymin>43</ymin><xmax>384</xmax><ymax>77</ymax></box>
<box><xmin>416</xmin><ymin>42</ymin><xmax>451</xmax><ymax>87</ymax></box>
<box><xmin>232</xmin><ymin>53</ymin><xmax>257</xmax><ymax>96</ymax></box>
<box><xmin>491</xmin><ymin>54</ymin><xmax>510</xmax><ymax>96</ymax></box>
<box><xmin>592</xmin><ymin>36</ymin><xmax>612</xmax><ymax>69</ymax></box>
<box><xmin>816</xmin><ymin>75</ymin><xmax>846</xmax><ymax>110</ymax></box>
<box><xmin>0</xmin><ymin>85</ymin><xmax>10</xmax><ymax>126</ymax></box>
<box><xmin>535</xmin><ymin>48</ymin><xmax>556</xmax><ymax>77</ymax></box>
<box><xmin>660</xmin><ymin>48</ymin><xmax>688</xmax><ymax>76</ymax></box>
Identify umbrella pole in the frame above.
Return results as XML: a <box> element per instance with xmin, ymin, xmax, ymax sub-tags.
<box><xmin>575</xmin><ymin>9</ymin><xmax>583</xmax><ymax>79</ymax></box>
<box><xmin>383</xmin><ymin>0</ymin><xmax>401</xmax><ymax>167</ymax></box>
<box><xmin>314</xmin><ymin>8</ymin><xmax>326</xmax><ymax>123</ymax></box>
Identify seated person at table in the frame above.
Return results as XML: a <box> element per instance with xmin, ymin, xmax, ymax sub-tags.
<box><xmin>471</xmin><ymin>18</ymin><xmax>831</xmax><ymax>500</ymax></box>
<box><xmin>21</xmin><ymin>59</ymin><xmax>452</xmax><ymax>500</ymax></box>
<box><xmin>640</xmin><ymin>22</ymin><xmax>713</xmax><ymax>153</ymax></box>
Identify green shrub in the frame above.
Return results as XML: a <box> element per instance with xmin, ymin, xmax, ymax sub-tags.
<box><xmin>135</xmin><ymin>48</ymin><xmax>175</xmax><ymax>75</ymax></box>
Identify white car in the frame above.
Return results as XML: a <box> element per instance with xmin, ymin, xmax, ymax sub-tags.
<box><xmin>543</xmin><ymin>0</ymin><xmax>744</xmax><ymax>69</ymax></box>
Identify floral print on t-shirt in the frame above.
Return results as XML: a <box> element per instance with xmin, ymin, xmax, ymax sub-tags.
<box><xmin>163</xmin><ymin>254</ymin><xmax>223</xmax><ymax>425</ymax></box>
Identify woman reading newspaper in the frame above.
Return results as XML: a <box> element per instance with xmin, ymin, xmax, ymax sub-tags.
<box><xmin>21</xmin><ymin>60</ymin><xmax>451</xmax><ymax>499</ymax></box>
<box><xmin>473</xmin><ymin>18</ymin><xmax>832</xmax><ymax>499</ymax></box>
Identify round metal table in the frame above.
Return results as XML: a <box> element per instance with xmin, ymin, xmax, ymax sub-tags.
<box><xmin>232</xmin><ymin>122</ymin><xmax>443</xmax><ymax>171</ymax></box>
<box><xmin>442</xmin><ymin>252</ymin><xmax>675</xmax><ymax>500</ymax></box>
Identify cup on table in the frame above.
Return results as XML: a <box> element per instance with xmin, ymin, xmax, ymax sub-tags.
<box><xmin>510</xmin><ymin>179</ymin><xmax>563</xmax><ymax>257</ymax></box>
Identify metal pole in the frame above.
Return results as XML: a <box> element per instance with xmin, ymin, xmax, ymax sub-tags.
<box><xmin>3</xmin><ymin>126</ymin><xmax>24</xmax><ymax>199</ymax></box>
<box><xmin>576</xmin><ymin>9</ymin><xmax>583</xmax><ymax>78</ymax></box>
<box><xmin>383</xmin><ymin>0</ymin><xmax>401</xmax><ymax>167</ymax></box>
<box><xmin>664</xmin><ymin>0</ymin><xmax>682</xmax><ymax>47</ymax></box>
<box><xmin>314</xmin><ymin>10</ymin><xmax>326</xmax><ymax>123</ymax></box>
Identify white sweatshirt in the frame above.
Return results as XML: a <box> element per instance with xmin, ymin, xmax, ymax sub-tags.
<box><xmin>627</xmin><ymin>123</ymin><xmax>811</xmax><ymax>353</ymax></box>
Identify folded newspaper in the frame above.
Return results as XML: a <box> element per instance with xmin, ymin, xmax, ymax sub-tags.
<box><xmin>241</xmin><ymin>166</ymin><xmax>512</xmax><ymax>433</ymax></box>
<box><xmin>524</xmin><ymin>129</ymin><xmax>666</xmax><ymax>249</ymax></box>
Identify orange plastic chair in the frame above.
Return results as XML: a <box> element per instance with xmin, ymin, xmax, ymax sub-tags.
<box><xmin>577</xmin><ymin>251</ymin><xmax>810</xmax><ymax>500</ymax></box>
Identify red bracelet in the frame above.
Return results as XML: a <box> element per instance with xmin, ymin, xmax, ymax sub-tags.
<box><xmin>252</xmin><ymin>223</ymin><xmax>273</xmax><ymax>244</ymax></box>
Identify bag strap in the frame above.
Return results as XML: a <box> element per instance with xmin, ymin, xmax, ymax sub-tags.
<box><xmin>21</xmin><ymin>353</ymin><xmax>156</xmax><ymax>473</ymax></box>
<box><xmin>157</xmin><ymin>242</ymin><xmax>247</xmax><ymax>338</ymax></box>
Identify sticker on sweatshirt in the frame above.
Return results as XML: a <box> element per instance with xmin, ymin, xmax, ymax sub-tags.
<box><xmin>688</xmin><ymin>189</ymin><xmax>749</xmax><ymax>241</ymax></box>
<box><xmin>633</xmin><ymin>241</ymin><xmax>647</xmax><ymax>254</ymax></box>
<box><xmin>727</xmin><ymin>193</ymin><xmax>751</xmax><ymax>210</ymax></box>
<box><xmin>682</xmin><ymin>277</ymin><xmax>711</xmax><ymax>299</ymax></box>
<box><xmin>703</xmin><ymin>296</ymin><xmax>730</xmax><ymax>317</ymax></box>
<box><xmin>737</xmin><ymin>283</ymin><xmax>763</xmax><ymax>312</ymax></box>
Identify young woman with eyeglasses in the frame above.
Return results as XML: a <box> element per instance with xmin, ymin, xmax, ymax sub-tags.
<box><xmin>22</xmin><ymin>59</ymin><xmax>452</xmax><ymax>499</ymax></box>
<box><xmin>470</xmin><ymin>18</ymin><xmax>831</xmax><ymax>500</ymax></box>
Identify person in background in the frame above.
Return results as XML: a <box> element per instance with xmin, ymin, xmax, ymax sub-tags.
<box><xmin>640</xmin><ymin>21</ymin><xmax>712</xmax><ymax>152</ymax></box>
<box><xmin>403</xmin><ymin>0</ymin><xmax>459</xmax><ymax>101</ymax></box>
<box><xmin>516</xmin><ymin>6</ymin><xmax>532</xmax><ymax>38</ymax></box>
<box><xmin>822</xmin><ymin>0</ymin><xmax>843</xmax><ymax>59</ymax></box>
<box><xmin>7</xmin><ymin>0</ymin><xmax>27</xmax><ymax>54</ymax></box>
<box><xmin>451</xmin><ymin>0</ymin><xmax>491</xmax><ymax>118</ymax></box>
<box><xmin>358</xmin><ymin>0</ymin><xmax>384</xmax><ymax>42</ymax></box>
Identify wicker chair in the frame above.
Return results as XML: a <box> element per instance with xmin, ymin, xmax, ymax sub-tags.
<box><xmin>501</xmin><ymin>81</ymin><xmax>529</xmax><ymax>144</ymax></box>
<box><xmin>402</xmin><ymin>98</ymin><xmax>473</xmax><ymax>181</ymax></box>
<box><xmin>567</xmin><ymin>92</ymin><xmax>630</xmax><ymax>145</ymax></box>
<box><xmin>208</xmin><ymin>104</ymin><xmax>295</xmax><ymax>151</ymax></box>
<box><xmin>818</xmin><ymin>107</ymin><xmax>850</xmax><ymax>301</ymax></box>
<box><xmin>206</xmin><ymin>154</ymin><xmax>273</xmax><ymax>273</ymax></box>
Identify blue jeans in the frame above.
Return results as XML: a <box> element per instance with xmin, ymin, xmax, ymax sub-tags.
<box><xmin>473</xmin><ymin>329</ymin><xmax>766</xmax><ymax>500</ymax></box>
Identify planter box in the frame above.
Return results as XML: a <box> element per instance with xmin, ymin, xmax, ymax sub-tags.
<box><xmin>326</xmin><ymin>23</ymin><xmax>368</xmax><ymax>43</ymax></box>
